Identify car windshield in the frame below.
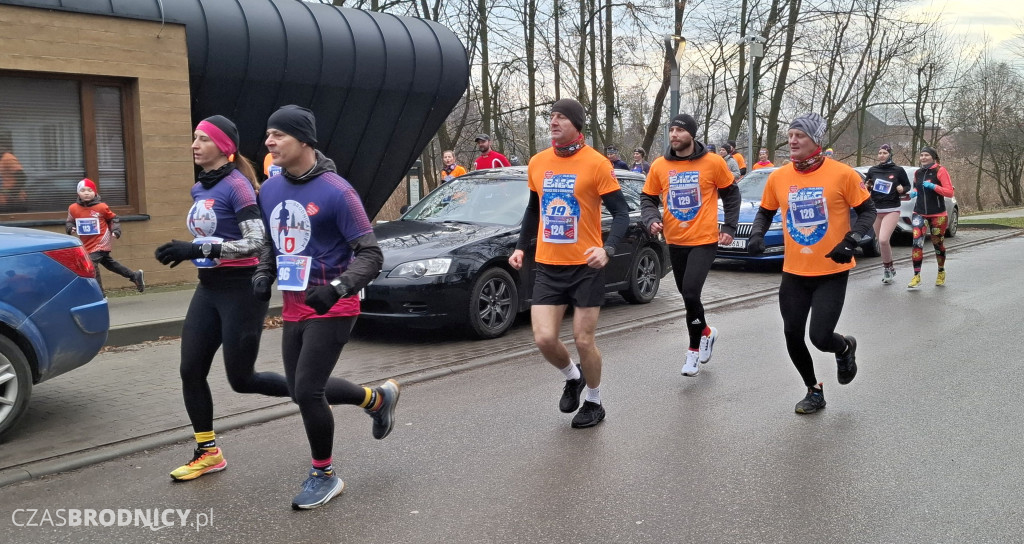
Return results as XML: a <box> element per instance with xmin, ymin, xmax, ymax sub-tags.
<box><xmin>736</xmin><ymin>169</ymin><xmax>772</xmax><ymax>201</ymax></box>
<box><xmin>402</xmin><ymin>176</ymin><xmax>530</xmax><ymax>226</ymax></box>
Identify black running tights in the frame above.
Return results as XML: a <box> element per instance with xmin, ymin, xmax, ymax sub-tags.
<box><xmin>669</xmin><ymin>243</ymin><xmax>718</xmax><ymax>349</ymax></box>
<box><xmin>778</xmin><ymin>271</ymin><xmax>850</xmax><ymax>387</ymax></box>
<box><xmin>180</xmin><ymin>272</ymin><xmax>289</xmax><ymax>434</ymax></box>
<box><xmin>281</xmin><ymin>316</ymin><xmax>365</xmax><ymax>460</ymax></box>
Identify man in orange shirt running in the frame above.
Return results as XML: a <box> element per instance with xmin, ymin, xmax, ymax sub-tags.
<box><xmin>509</xmin><ymin>98</ymin><xmax>630</xmax><ymax>429</ymax></box>
<box><xmin>746</xmin><ymin>113</ymin><xmax>876</xmax><ymax>414</ymax></box>
<box><xmin>641</xmin><ymin>114</ymin><xmax>740</xmax><ymax>376</ymax></box>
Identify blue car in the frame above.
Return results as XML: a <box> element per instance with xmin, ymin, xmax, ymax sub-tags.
<box><xmin>716</xmin><ymin>167</ymin><xmax>879</xmax><ymax>262</ymax></box>
<box><xmin>0</xmin><ymin>226</ymin><xmax>109</xmax><ymax>438</ymax></box>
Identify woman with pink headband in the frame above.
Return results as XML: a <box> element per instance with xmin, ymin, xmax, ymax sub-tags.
<box><xmin>155</xmin><ymin>115</ymin><xmax>290</xmax><ymax>481</ymax></box>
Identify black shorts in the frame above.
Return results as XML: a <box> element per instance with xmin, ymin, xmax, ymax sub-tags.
<box><xmin>533</xmin><ymin>263</ymin><xmax>606</xmax><ymax>308</ymax></box>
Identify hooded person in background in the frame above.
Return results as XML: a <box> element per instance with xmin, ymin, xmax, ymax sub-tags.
<box><xmin>727</xmin><ymin>140</ymin><xmax>747</xmax><ymax>175</ymax></box>
<box><xmin>746</xmin><ymin>112</ymin><xmax>876</xmax><ymax>415</ymax></box>
<box><xmin>254</xmin><ymin>105</ymin><xmax>396</xmax><ymax>510</ymax></box>
<box><xmin>907</xmin><ymin>146</ymin><xmax>955</xmax><ymax>288</ymax></box>
<box><xmin>716</xmin><ymin>144</ymin><xmax>741</xmax><ymax>181</ymax></box>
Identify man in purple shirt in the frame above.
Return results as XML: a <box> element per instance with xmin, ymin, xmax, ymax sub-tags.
<box><xmin>253</xmin><ymin>105</ymin><xmax>396</xmax><ymax>510</ymax></box>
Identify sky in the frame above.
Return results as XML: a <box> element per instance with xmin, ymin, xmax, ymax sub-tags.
<box><xmin>919</xmin><ymin>0</ymin><xmax>1022</xmax><ymax>61</ymax></box>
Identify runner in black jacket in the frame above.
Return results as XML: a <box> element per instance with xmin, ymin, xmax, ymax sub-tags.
<box><xmin>865</xmin><ymin>144</ymin><xmax>911</xmax><ymax>284</ymax></box>
<box><xmin>907</xmin><ymin>146</ymin><xmax>955</xmax><ymax>288</ymax></box>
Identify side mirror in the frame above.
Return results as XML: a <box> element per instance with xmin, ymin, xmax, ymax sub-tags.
<box><xmin>399</xmin><ymin>205</ymin><xmax>410</xmax><ymax>215</ymax></box>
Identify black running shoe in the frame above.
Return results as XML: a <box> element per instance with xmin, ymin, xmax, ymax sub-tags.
<box><xmin>559</xmin><ymin>365</ymin><xmax>586</xmax><ymax>413</ymax></box>
<box><xmin>571</xmin><ymin>400</ymin><xmax>606</xmax><ymax>428</ymax></box>
<box><xmin>794</xmin><ymin>385</ymin><xmax>826</xmax><ymax>414</ymax></box>
<box><xmin>836</xmin><ymin>336</ymin><xmax>857</xmax><ymax>385</ymax></box>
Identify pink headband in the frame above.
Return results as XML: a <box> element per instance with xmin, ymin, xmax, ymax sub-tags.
<box><xmin>196</xmin><ymin>120</ymin><xmax>237</xmax><ymax>157</ymax></box>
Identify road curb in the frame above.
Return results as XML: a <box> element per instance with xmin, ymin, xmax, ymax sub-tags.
<box><xmin>105</xmin><ymin>305</ymin><xmax>283</xmax><ymax>347</ymax></box>
<box><xmin>3</xmin><ymin>228</ymin><xmax>1018</xmax><ymax>488</ymax></box>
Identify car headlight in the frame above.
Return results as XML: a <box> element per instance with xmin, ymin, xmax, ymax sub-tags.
<box><xmin>388</xmin><ymin>258</ymin><xmax>453</xmax><ymax>279</ymax></box>
<box><xmin>769</xmin><ymin>220</ymin><xmax>783</xmax><ymax>231</ymax></box>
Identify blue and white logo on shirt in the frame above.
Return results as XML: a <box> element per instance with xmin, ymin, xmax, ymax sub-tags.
<box><xmin>786</xmin><ymin>188</ymin><xmax>829</xmax><ymax>246</ymax></box>
<box><xmin>667</xmin><ymin>171</ymin><xmax>701</xmax><ymax>222</ymax></box>
<box><xmin>269</xmin><ymin>200</ymin><xmax>312</xmax><ymax>255</ymax></box>
<box><xmin>187</xmin><ymin>199</ymin><xmax>218</xmax><ymax>238</ymax></box>
<box><xmin>541</xmin><ymin>174</ymin><xmax>581</xmax><ymax>244</ymax></box>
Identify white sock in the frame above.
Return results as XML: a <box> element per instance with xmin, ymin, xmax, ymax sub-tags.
<box><xmin>585</xmin><ymin>386</ymin><xmax>601</xmax><ymax>404</ymax></box>
<box><xmin>559</xmin><ymin>360</ymin><xmax>580</xmax><ymax>380</ymax></box>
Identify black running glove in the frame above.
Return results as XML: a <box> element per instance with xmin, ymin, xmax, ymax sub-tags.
<box><xmin>305</xmin><ymin>284</ymin><xmax>341</xmax><ymax>315</ymax></box>
<box><xmin>825</xmin><ymin>233</ymin><xmax>860</xmax><ymax>264</ymax></box>
<box><xmin>155</xmin><ymin>240</ymin><xmax>202</xmax><ymax>268</ymax></box>
<box><xmin>747</xmin><ymin>234</ymin><xmax>765</xmax><ymax>256</ymax></box>
<box><xmin>252</xmin><ymin>274</ymin><xmax>273</xmax><ymax>302</ymax></box>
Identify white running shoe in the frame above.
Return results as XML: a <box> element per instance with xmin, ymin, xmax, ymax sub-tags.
<box><xmin>681</xmin><ymin>350</ymin><xmax>701</xmax><ymax>376</ymax></box>
<box><xmin>881</xmin><ymin>267</ymin><xmax>894</xmax><ymax>284</ymax></box>
<box><xmin>698</xmin><ymin>327</ymin><xmax>718</xmax><ymax>364</ymax></box>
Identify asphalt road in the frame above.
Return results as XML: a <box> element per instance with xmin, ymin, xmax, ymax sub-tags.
<box><xmin>2</xmin><ymin>233</ymin><xmax>1022</xmax><ymax>543</ymax></box>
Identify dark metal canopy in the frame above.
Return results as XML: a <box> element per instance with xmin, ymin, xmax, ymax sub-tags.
<box><xmin>1</xmin><ymin>0</ymin><xmax>468</xmax><ymax>217</ymax></box>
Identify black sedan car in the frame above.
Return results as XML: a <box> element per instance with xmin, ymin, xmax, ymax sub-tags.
<box><xmin>360</xmin><ymin>167</ymin><xmax>670</xmax><ymax>338</ymax></box>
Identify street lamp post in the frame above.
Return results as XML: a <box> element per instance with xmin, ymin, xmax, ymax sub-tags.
<box><xmin>739</xmin><ymin>34</ymin><xmax>765</xmax><ymax>169</ymax></box>
<box><xmin>664</xmin><ymin>35</ymin><xmax>686</xmax><ymax>151</ymax></box>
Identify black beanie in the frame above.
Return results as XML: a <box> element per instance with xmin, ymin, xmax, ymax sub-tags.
<box><xmin>551</xmin><ymin>99</ymin><xmax>586</xmax><ymax>132</ymax></box>
<box><xmin>267</xmin><ymin>105</ymin><xmax>318</xmax><ymax>145</ymax></box>
<box><xmin>920</xmin><ymin>146</ymin><xmax>940</xmax><ymax>163</ymax></box>
<box><xmin>670</xmin><ymin>114</ymin><xmax>698</xmax><ymax>138</ymax></box>
<box><xmin>202</xmin><ymin>115</ymin><xmax>239</xmax><ymax>152</ymax></box>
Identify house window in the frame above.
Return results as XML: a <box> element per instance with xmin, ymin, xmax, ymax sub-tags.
<box><xmin>0</xmin><ymin>73</ymin><xmax>134</xmax><ymax>219</ymax></box>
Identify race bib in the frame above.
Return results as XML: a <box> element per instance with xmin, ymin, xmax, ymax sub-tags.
<box><xmin>543</xmin><ymin>215</ymin><xmax>578</xmax><ymax>244</ymax></box>
<box><xmin>667</xmin><ymin>171</ymin><xmax>701</xmax><ymax>222</ymax></box>
<box><xmin>789</xmin><ymin>195</ymin><xmax>828</xmax><ymax>228</ymax></box>
<box><xmin>872</xmin><ymin>178</ymin><xmax>893</xmax><ymax>194</ymax></box>
<box><xmin>267</xmin><ymin>165</ymin><xmax>282</xmax><ymax>178</ymax></box>
<box><xmin>276</xmin><ymin>255</ymin><xmax>311</xmax><ymax>291</ymax></box>
<box><xmin>75</xmin><ymin>217</ymin><xmax>101</xmax><ymax>236</ymax></box>
<box><xmin>191</xmin><ymin>236</ymin><xmax>223</xmax><ymax>268</ymax></box>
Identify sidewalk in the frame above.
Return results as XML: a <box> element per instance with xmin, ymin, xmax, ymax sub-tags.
<box><xmin>961</xmin><ymin>206</ymin><xmax>1024</xmax><ymax>221</ymax></box>
<box><xmin>105</xmin><ymin>287</ymin><xmax>283</xmax><ymax>347</ymax></box>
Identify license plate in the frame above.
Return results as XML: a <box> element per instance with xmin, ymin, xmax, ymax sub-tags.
<box><xmin>719</xmin><ymin>238</ymin><xmax>746</xmax><ymax>249</ymax></box>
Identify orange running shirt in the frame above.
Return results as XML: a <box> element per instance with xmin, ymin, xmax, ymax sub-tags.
<box><xmin>732</xmin><ymin>152</ymin><xmax>746</xmax><ymax>170</ymax></box>
<box><xmin>642</xmin><ymin>152</ymin><xmax>735</xmax><ymax>246</ymax></box>
<box><xmin>760</xmin><ymin>159</ymin><xmax>871</xmax><ymax>276</ymax></box>
<box><xmin>527</xmin><ymin>145</ymin><xmax>621</xmax><ymax>265</ymax></box>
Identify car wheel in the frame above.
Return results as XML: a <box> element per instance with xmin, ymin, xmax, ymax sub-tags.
<box><xmin>619</xmin><ymin>246</ymin><xmax>661</xmax><ymax>304</ymax></box>
<box><xmin>468</xmin><ymin>267</ymin><xmax>519</xmax><ymax>339</ymax></box>
<box><xmin>946</xmin><ymin>206</ymin><xmax>958</xmax><ymax>237</ymax></box>
<box><xmin>0</xmin><ymin>336</ymin><xmax>32</xmax><ymax>439</ymax></box>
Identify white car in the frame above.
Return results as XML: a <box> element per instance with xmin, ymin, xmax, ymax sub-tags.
<box><xmin>854</xmin><ymin>165</ymin><xmax>958</xmax><ymax>237</ymax></box>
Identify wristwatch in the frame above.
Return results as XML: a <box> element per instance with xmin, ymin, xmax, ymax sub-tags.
<box><xmin>330</xmin><ymin>277</ymin><xmax>349</xmax><ymax>297</ymax></box>
<box><xmin>200</xmin><ymin>242</ymin><xmax>213</xmax><ymax>258</ymax></box>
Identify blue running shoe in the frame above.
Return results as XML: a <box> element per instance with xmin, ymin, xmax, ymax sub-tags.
<box><xmin>366</xmin><ymin>379</ymin><xmax>400</xmax><ymax>439</ymax></box>
<box><xmin>291</xmin><ymin>468</ymin><xmax>345</xmax><ymax>510</ymax></box>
